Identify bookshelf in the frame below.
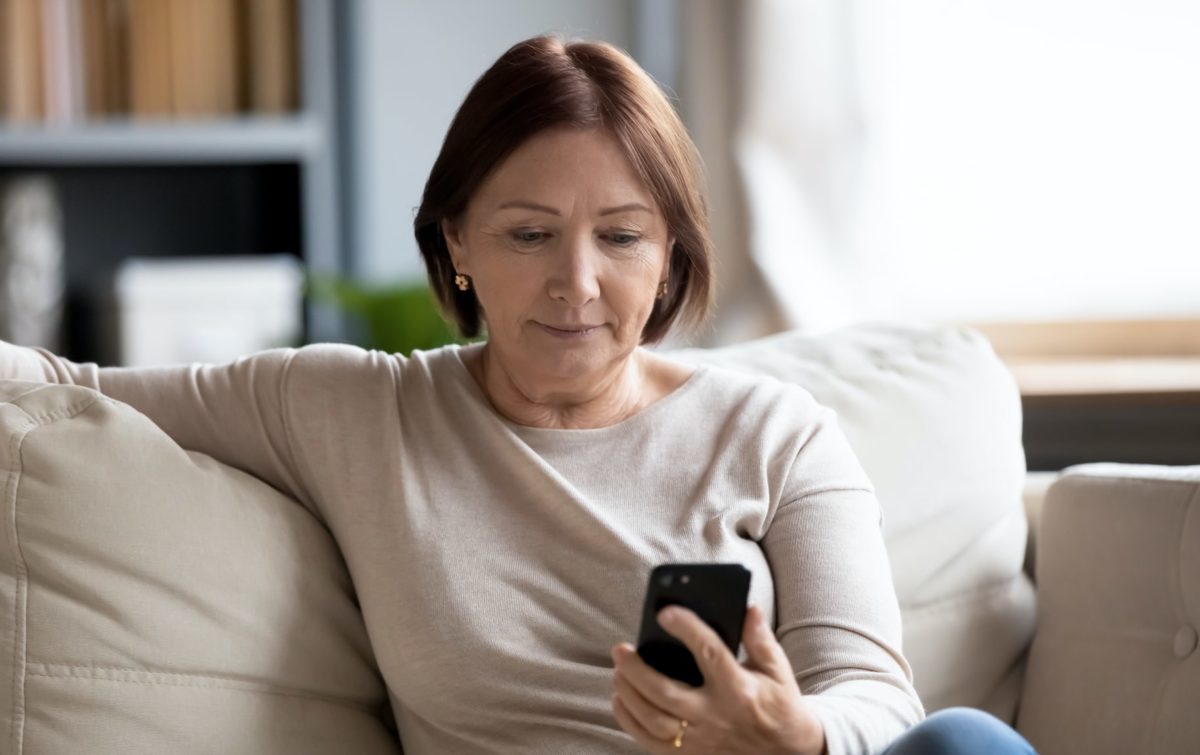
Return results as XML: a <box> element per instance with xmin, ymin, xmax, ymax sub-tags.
<box><xmin>0</xmin><ymin>116</ymin><xmax>322</xmax><ymax>164</ymax></box>
<box><xmin>0</xmin><ymin>0</ymin><xmax>344</xmax><ymax>362</ymax></box>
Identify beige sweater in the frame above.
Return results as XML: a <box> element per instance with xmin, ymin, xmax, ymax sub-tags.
<box><xmin>5</xmin><ymin>341</ymin><xmax>924</xmax><ymax>754</ymax></box>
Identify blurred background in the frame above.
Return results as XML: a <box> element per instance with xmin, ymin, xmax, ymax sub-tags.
<box><xmin>0</xmin><ymin>0</ymin><xmax>1197</xmax><ymax>469</ymax></box>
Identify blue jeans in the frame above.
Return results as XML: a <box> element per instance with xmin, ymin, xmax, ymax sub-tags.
<box><xmin>881</xmin><ymin>707</ymin><xmax>1037</xmax><ymax>754</ymax></box>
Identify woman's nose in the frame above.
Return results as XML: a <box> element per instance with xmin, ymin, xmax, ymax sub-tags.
<box><xmin>546</xmin><ymin>236</ymin><xmax>601</xmax><ymax>306</ymax></box>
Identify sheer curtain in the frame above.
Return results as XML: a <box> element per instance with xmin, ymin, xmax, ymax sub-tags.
<box><xmin>677</xmin><ymin>0</ymin><xmax>1200</xmax><ymax>343</ymax></box>
<box><xmin>678</xmin><ymin>0</ymin><xmax>867</xmax><ymax>344</ymax></box>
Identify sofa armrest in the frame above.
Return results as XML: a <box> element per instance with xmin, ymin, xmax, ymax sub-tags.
<box><xmin>1015</xmin><ymin>463</ymin><xmax>1200</xmax><ymax>755</ymax></box>
<box><xmin>1021</xmin><ymin>471</ymin><xmax>1057</xmax><ymax>583</ymax></box>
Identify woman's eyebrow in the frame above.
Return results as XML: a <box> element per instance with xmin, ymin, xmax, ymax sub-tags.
<box><xmin>599</xmin><ymin>203</ymin><xmax>653</xmax><ymax>216</ymax></box>
<box><xmin>495</xmin><ymin>200</ymin><xmax>653</xmax><ymax>216</ymax></box>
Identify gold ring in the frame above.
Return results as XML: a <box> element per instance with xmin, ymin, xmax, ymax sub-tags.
<box><xmin>673</xmin><ymin>718</ymin><xmax>688</xmax><ymax>748</ymax></box>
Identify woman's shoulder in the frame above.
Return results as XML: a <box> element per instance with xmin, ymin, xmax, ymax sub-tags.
<box><xmin>287</xmin><ymin>341</ymin><xmax>400</xmax><ymax>382</ymax></box>
<box><xmin>657</xmin><ymin>350</ymin><xmax>829</xmax><ymax>416</ymax></box>
<box><xmin>662</xmin><ymin>352</ymin><xmax>873</xmax><ymax>497</ymax></box>
<box><xmin>284</xmin><ymin>341</ymin><xmax>468</xmax><ymax>400</ymax></box>
<box><xmin>287</xmin><ymin>341</ymin><xmax>466</xmax><ymax>374</ymax></box>
<box><xmin>644</xmin><ymin>353</ymin><xmax>837</xmax><ymax>457</ymax></box>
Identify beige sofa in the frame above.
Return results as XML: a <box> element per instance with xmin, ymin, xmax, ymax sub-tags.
<box><xmin>1</xmin><ymin>324</ymin><xmax>1196</xmax><ymax>754</ymax></box>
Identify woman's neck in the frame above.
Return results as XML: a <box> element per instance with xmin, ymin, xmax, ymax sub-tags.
<box><xmin>461</xmin><ymin>343</ymin><xmax>683</xmax><ymax>430</ymax></box>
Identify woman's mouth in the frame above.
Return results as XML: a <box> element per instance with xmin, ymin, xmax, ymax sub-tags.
<box><xmin>537</xmin><ymin>323</ymin><xmax>601</xmax><ymax>340</ymax></box>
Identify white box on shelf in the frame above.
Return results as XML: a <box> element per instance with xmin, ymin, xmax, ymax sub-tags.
<box><xmin>115</xmin><ymin>255</ymin><xmax>304</xmax><ymax>367</ymax></box>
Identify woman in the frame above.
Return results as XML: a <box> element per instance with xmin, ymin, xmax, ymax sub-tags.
<box><xmin>1</xmin><ymin>36</ymin><xmax>1035</xmax><ymax>755</ymax></box>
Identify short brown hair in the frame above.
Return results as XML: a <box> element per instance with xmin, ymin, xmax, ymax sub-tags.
<box><xmin>413</xmin><ymin>35</ymin><xmax>715</xmax><ymax>343</ymax></box>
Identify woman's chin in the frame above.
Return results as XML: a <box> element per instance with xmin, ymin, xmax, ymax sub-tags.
<box><xmin>533</xmin><ymin>350</ymin><xmax>604</xmax><ymax>377</ymax></box>
<box><xmin>525</xmin><ymin>344</ymin><xmax>625</xmax><ymax>384</ymax></box>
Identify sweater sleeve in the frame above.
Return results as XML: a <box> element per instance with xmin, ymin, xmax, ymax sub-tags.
<box><xmin>0</xmin><ymin>338</ymin><xmax>316</xmax><ymax>519</ymax></box>
<box><xmin>761</xmin><ymin>405</ymin><xmax>925</xmax><ymax>755</ymax></box>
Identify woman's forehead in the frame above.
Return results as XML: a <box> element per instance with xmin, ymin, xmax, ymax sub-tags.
<box><xmin>473</xmin><ymin>130</ymin><xmax>659</xmax><ymax>219</ymax></box>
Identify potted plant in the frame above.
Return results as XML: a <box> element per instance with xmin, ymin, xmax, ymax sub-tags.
<box><xmin>305</xmin><ymin>273</ymin><xmax>468</xmax><ymax>355</ymax></box>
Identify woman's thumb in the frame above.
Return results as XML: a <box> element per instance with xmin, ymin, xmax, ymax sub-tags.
<box><xmin>743</xmin><ymin>604</ymin><xmax>794</xmax><ymax>683</ymax></box>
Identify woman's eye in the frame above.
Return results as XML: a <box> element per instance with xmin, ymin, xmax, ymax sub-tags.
<box><xmin>509</xmin><ymin>230</ymin><xmax>640</xmax><ymax>247</ymax></box>
<box><xmin>512</xmin><ymin>231</ymin><xmax>546</xmax><ymax>245</ymax></box>
<box><xmin>608</xmin><ymin>232</ymin><xmax>640</xmax><ymax>247</ymax></box>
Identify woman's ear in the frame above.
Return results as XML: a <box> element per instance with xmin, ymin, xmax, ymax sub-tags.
<box><xmin>441</xmin><ymin>218</ymin><xmax>467</xmax><ymax>272</ymax></box>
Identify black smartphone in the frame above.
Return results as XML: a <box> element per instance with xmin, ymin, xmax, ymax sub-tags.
<box><xmin>635</xmin><ymin>563</ymin><xmax>751</xmax><ymax>687</ymax></box>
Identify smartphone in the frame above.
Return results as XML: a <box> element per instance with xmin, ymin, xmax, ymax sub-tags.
<box><xmin>635</xmin><ymin>563</ymin><xmax>751</xmax><ymax>687</ymax></box>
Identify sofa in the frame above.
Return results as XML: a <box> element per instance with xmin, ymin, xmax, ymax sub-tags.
<box><xmin>1</xmin><ymin>323</ymin><xmax>1196</xmax><ymax>754</ymax></box>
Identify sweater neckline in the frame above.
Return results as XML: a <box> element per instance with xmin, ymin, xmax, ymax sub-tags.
<box><xmin>446</xmin><ymin>345</ymin><xmax>709</xmax><ymax>441</ymax></box>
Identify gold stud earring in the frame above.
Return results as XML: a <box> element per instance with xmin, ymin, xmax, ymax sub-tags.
<box><xmin>454</xmin><ymin>273</ymin><xmax>471</xmax><ymax>291</ymax></box>
<box><xmin>656</xmin><ymin>280</ymin><xmax>668</xmax><ymax>299</ymax></box>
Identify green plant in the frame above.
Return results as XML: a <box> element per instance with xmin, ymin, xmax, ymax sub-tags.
<box><xmin>305</xmin><ymin>273</ymin><xmax>468</xmax><ymax>354</ymax></box>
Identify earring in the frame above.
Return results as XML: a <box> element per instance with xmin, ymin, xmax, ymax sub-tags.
<box><xmin>656</xmin><ymin>279</ymin><xmax>668</xmax><ymax>299</ymax></box>
<box><xmin>454</xmin><ymin>273</ymin><xmax>471</xmax><ymax>291</ymax></box>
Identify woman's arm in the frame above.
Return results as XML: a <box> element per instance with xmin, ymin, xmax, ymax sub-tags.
<box><xmin>762</xmin><ymin>407</ymin><xmax>926</xmax><ymax>755</ymax></box>
<box><xmin>1</xmin><ymin>339</ymin><xmax>309</xmax><ymax>513</ymax></box>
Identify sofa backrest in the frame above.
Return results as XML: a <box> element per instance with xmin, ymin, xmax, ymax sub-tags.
<box><xmin>676</xmin><ymin>323</ymin><xmax>1036</xmax><ymax>721</ymax></box>
<box><xmin>0</xmin><ymin>380</ymin><xmax>401</xmax><ymax>754</ymax></box>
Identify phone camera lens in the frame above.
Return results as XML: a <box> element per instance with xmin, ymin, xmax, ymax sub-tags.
<box><xmin>659</xmin><ymin>574</ymin><xmax>672</xmax><ymax>587</ymax></box>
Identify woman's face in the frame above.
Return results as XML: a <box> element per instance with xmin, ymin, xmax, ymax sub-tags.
<box><xmin>442</xmin><ymin>127</ymin><xmax>673</xmax><ymax>388</ymax></box>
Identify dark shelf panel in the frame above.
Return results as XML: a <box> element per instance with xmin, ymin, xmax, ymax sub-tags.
<box><xmin>0</xmin><ymin>164</ymin><xmax>306</xmax><ymax>365</ymax></box>
<box><xmin>1023</xmin><ymin>397</ymin><xmax>1200</xmax><ymax>471</ymax></box>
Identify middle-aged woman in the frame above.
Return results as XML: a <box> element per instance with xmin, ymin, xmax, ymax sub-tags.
<box><xmin>0</xmin><ymin>36</ymin><xmax>1037</xmax><ymax>755</ymax></box>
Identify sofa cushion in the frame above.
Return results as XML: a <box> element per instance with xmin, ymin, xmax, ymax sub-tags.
<box><xmin>674</xmin><ymin>323</ymin><xmax>1036</xmax><ymax>720</ymax></box>
<box><xmin>1016</xmin><ymin>463</ymin><xmax>1200</xmax><ymax>755</ymax></box>
<box><xmin>0</xmin><ymin>381</ymin><xmax>401</xmax><ymax>754</ymax></box>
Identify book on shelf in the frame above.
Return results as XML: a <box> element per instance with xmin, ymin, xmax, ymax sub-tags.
<box><xmin>1</xmin><ymin>0</ymin><xmax>299</xmax><ymax>125</ymax></box>
<box><xmin>80</xmin><ymin>0</ymin><xmax>125</xmax><ymax>116</ymax></box>
<box><xmin>0</xmin><ymin>0</ymin><xmax>47</xmax><ymax>122</ymax></box>
<box><xmin>165</xmin><ymin>0</ymin><xmax>238</xmax><ymax>117</ymax></box>
<box><xmin>127</xmin><ymin>0</ymin><xmax>171</xmax><ymax>116</ymax></box>
<box><xmin>42</xmin><ymin>0</ymin><xmax>86</xmax><ymax>122</ymax></box>
<box><xmin>245</xmin><ymin>0</ymin><xmax>297</xmax><ymax>114</ymax></box>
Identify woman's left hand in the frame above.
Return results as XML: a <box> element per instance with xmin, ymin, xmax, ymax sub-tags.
<box><xmin>610</xmin><ymin>604</ymin><xmax>824</xmax><ymax>755</ymax></box>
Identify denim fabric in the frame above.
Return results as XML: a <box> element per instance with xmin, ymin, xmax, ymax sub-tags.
<box><xmin>881</xmin><ymin>707</ymin><xmax>1037</xmax><ymax>755</ymax></box>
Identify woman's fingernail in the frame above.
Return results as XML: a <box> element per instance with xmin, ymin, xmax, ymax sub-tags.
<box><xmin>659</xmin><ymin>606</ymin><xmax>678</xmax><ymax>623</ymax></box>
